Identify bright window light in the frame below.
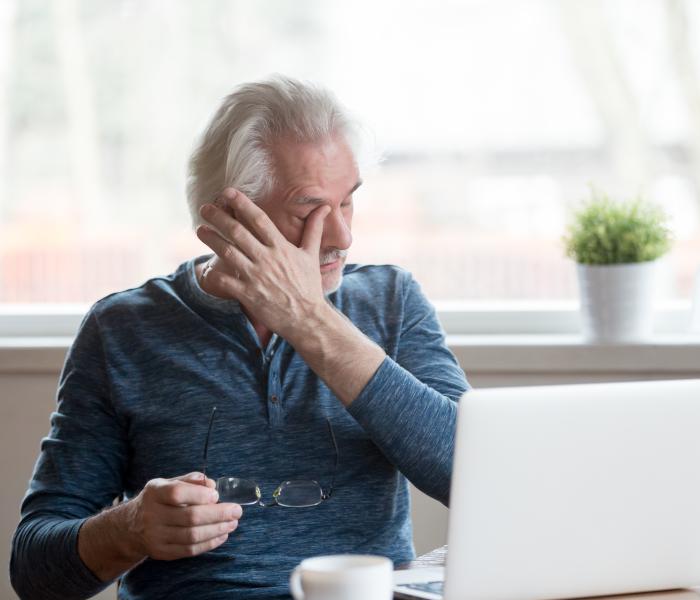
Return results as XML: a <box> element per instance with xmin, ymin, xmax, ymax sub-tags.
<box><xmin>0</xmin><ymin>0</ymin><xmax>698</xmax><ymax>304</ymax></box>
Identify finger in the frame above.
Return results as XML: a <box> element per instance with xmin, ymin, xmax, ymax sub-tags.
<box><xmin>196</xmin><ymin>225</ymin><xmax>252</xmax><ymax>276</ymax></box>
<box><xmin>199</xmin><ymin>204</ymin><xmax>263</xmax><ymax>261</ymax></box>
<box><xmin>153</xmin><ymin>479</ymin><xmax>220</xmax><ymax>507</ymax></box>
<box><xmin>222</xmin><ymin>188</ymin><xmax>282</xmax><ymax>247</ymax></box>
<box><xmin>159</xmin><ymin>502</ymin><xmax>243</xmax><ymax>527</ymax></box>
<box><xmin>157</xmin><ymin>533</ymin><xmax>230</xmax><ymax>560</ymax></box>
<box><xmin>301</xmin><ymin>204</ymin><xmax>331</xmax><ymax>253</ymax></box>
<box><xmin>159</xmin><ymin>519</ymin><xmax>239</xmax><ymax>546</ymax></box>
<box><xmin>173</xmin><ymin>472</ymin><xmax>208</xmax><ymax>486</ymax></box>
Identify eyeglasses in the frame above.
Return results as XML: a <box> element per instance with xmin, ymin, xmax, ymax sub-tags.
<box><xmin>202</xmin><ymin>406</ymin><xmax>339</xmax><ymax>508</ymax></box>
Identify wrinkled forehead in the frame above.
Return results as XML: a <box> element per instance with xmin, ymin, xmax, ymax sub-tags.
<box><xmin>269</xmin><ymin>135</ymin><xmax>360</xmax><ymax>198</ymax></box>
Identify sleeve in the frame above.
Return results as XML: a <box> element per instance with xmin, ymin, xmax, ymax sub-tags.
<box><xmin>10</xmin><ymin>309</ymin><xmax>129</xmax><ymax>600</ymax></box>
<box><xmin>347</xmin><ymin>272</ymin><xmax>470</xmax><ymax>506</ymax></box>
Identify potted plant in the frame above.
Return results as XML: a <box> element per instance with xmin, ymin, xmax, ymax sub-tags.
<box><xmin>564</xmin><ymin>191</ymin><xmax>673</xmax><ymax>342</ymax></box>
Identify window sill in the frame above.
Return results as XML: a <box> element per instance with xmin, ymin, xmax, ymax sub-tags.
<box><xmin>447</xmin><ymin>334</ymin><xmax>700</xmax><ymax>374</ymax></box>
<box><xmin>2</xmin><ymin>334</ymin><xmax>699</xmax><ymax>375</ymax></box>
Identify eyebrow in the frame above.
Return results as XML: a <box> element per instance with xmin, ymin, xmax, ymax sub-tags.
<box><xmin>292</xmin><ymin>180</ymin><xmax>363</xmax><ymax>206</ymax></box>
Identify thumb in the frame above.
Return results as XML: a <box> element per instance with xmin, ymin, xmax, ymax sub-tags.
<box><xmin>301</xmin><ymin>205</ymin><xmax>330</xmax><ymax>252</ymax></box>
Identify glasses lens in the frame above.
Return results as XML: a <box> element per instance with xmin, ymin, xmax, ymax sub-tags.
<box><xmin>216</xmin><ymin>477</ymin><xmax>261</xmax><ymax>505</ymax></box>
<box><xmin>275</xmin><ymin>480</ymin><xmax>323</xmax><ymax>507</ymax></box>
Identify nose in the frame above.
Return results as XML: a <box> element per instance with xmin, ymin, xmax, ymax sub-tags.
<box><xmin>321</xmin><ymin>205</ymin><xmax>352</xmax><ymax>251</ymax></box>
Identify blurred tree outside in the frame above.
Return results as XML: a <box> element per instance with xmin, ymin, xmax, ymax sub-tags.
<box><xmin>0</xmin><ymin>0</ymin><xmax>698</xmax><ymax>304</ymax></box>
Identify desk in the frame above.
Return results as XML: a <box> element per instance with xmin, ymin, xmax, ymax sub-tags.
<box><xmin>395</xmin><ymin>546</ymin><xmax>700</xmax><ymax>600</ymax></box>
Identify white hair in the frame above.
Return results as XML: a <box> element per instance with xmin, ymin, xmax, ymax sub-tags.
<box><xmin>186</xmin><ymin>75</ymin><xmax>359</xmax><ymax>227</ymax></box>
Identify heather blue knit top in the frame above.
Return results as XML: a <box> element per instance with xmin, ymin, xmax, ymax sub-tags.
<box><xmin>11</xmin><ymin>256</ymin><xmax>469</xmax><ymax>599</ymax></box>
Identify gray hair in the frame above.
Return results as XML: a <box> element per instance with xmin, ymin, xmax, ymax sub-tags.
<box><xmin>186</xmin><ymin>75</ymin><xmax>358</xmax><ymax>227</ymax></box>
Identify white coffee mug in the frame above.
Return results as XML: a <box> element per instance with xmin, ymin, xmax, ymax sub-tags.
<box><xmin>289</xmin><ymin>554</ymin><xmax>393</xmax><ymax>600</ymax></box>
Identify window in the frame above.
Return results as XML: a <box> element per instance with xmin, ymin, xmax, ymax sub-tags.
<box><xmin>1</xmin><ymin>0</ymin><xmax>698</xmax><ymax>307</ymax></box>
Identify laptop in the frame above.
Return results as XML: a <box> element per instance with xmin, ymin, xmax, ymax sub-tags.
<box><xmin>394</xmin><ymin>379</ymin><xmax>700</xmax><ymax>600</ymax></box>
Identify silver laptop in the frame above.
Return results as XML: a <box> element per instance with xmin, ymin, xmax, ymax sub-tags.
<box><xmin>394</xmin><ymin>379</ymin><xmax>700</xmax><ymax>600</ymax></box>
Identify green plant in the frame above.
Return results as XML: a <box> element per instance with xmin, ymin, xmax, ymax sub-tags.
<box><xmin>564</xmin><ymin>191</ymin><xmax>672</xmax><ymax>265</ymax></box>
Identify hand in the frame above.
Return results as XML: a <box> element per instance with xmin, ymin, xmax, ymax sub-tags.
<box><xmin>124</xmin><ymin>472</ymin><xmax>242</xmax><ymax>561</ymax></box>
<box><xmin>196</xmin><ymin>187</ymin><xmax>331</xmax><ymax>341</ymax></box>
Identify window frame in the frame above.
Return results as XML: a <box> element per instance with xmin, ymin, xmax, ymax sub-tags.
<box><xmin>0</xmin><ymin>300</ymin><xmax>695</xmax><ymax>339</ymax></box>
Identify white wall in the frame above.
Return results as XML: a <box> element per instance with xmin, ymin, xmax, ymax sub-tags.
<box><xmin>2</xmin><ymin>341</ymin><xmax>699</xmax><ymax>600</ymax></box>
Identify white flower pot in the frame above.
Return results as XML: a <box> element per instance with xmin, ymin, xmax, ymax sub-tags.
<box><xmin>576</xmin><ymin>261</ymin><xmax>658</xmax><ymax>343</ymax></box>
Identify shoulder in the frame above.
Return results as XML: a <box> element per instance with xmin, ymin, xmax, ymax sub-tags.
<box><xmin>332</xmin><ymin>263</ymin><xmax>421</xmax><ymax>322</ymax></box>
<box><xmin>338</xmin><ymin>263</ymin><xmax>413</xmax><ymax>295</ymax></box>
<box><xmin>337</xmin><ymin>263</ymin><xmax>430</xmax><ymax>305</ymax></box>
<box><xmin>87</xmin><ymin>261</ymin><xmax>190</xmax><ymax>326</ymax></box>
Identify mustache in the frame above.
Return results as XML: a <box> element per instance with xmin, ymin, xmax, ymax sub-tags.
<box><xmin>320</xmin><ymin>248</ymin><xmax>348</xmax><ymax>265</ymax></box>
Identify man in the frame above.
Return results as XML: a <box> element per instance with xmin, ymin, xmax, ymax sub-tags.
<box><xmin>11</xmin><ymin>76</ymin><xmax>469</xmax><ymax>599</ymax></box>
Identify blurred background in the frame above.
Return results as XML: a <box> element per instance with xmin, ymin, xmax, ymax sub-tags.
<box><xmin>1</xmin><ymin>0</ymin><xmax>699</xmax><ymax>304</ymax></box>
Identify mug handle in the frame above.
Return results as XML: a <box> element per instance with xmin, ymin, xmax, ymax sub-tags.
<box><xmin>289</xmin><ymin>566</ymin><xmax>304</xmax><ymax>600</ymax></box>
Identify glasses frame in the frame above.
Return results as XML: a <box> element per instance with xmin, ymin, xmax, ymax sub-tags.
<box><xmin>201</xmin><ymin>406</ymin><xmax>339</xmax><ymax>507</ymax></box>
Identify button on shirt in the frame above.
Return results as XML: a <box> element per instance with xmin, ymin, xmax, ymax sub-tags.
<box><xmin>11</xmin><ymin>256</ymin><xmax>469</xmax><ymax>600</ymax></box>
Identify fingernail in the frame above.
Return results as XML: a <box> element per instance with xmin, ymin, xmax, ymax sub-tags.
<box><xmin>210</xmin><ymin>491</ymin><xmax>219</xmax><ymax>503</ymax></box>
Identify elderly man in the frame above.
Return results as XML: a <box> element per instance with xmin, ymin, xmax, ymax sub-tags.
<box><xmin>11</xmin><ymin>76</ymin><xmax>469</xmax><ymax>599</ymax></box>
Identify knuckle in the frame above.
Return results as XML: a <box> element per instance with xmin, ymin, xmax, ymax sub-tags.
<box><xmin>222</xmin><ymin>520</ymin><xmax>237</xmax><ymax>534</ymax></box>
<box><xmin>222</xmin><ymin>245</ymin><xmax>236</xmax><ymax>262</ymax></box>
<box><xmin>229</xmin><ymin>220</ymin><xmax>243</xmax><ymax>238</ymax></box>
<box><xmin>167</xmin><ymin>489</ymin><xmax>183</xmax><ymax>505</ymax></box>
<box><xmin>253</xmin><ymin>214</ymin><xmax>268</xmax><ymax>230</ymax></box>
<box><xmin>144</xmin><ymin>478</ymin><xmax>163</xmax><ymax>494</ymax></box>
<box><xmin>182</xmin><ymin>507</ymin><xmax>200</xmax><ymax>526</ymax></box>
<box><xmin>222</xmin><ymin>506</ymin><xmax>239</xmax><ymax>521</ymax></box>
<box><xmin>184</xmin><ymin>528</ymin><xmax>201</xmax><ymax>544</ymax></box>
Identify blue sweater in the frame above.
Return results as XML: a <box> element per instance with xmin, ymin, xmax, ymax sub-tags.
<box><xmin>11</xmin><ymin>257</ymin><xmax>469</xmax><ymax>599</ymax></box>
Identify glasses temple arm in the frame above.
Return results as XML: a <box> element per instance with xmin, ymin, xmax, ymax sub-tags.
<box><xmin>325</xmin><ymin>418</ymin><xmax>339</xmax><ymax>499</ymax></box>
<box><xmin>202</xmin><ymin>406</ymin><xmax>217</xmax><ymax>479</ymax></box>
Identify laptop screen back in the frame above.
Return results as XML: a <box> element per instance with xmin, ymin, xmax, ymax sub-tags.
<box><xmin>446</xmin><ymin>379</ymin><xmax>700</xmax><ymax>600</ymax></box>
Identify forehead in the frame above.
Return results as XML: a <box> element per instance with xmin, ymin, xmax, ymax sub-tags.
<box><xmin>270</xmin><ymin>135</ymin><xmax>359</xmax><ymax>198</ymax></box>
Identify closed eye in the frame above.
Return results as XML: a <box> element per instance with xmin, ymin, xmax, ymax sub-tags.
<box><xmin>294</xmin><ymin>198</ymin><xmax>353</xmax><ymax>221</ymax></box>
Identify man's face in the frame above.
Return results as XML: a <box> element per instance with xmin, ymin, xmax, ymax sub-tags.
<box><xmin>257</xmin><ymin>135</ymin><xmax>360</xmax><ymax>294</ymax></box>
